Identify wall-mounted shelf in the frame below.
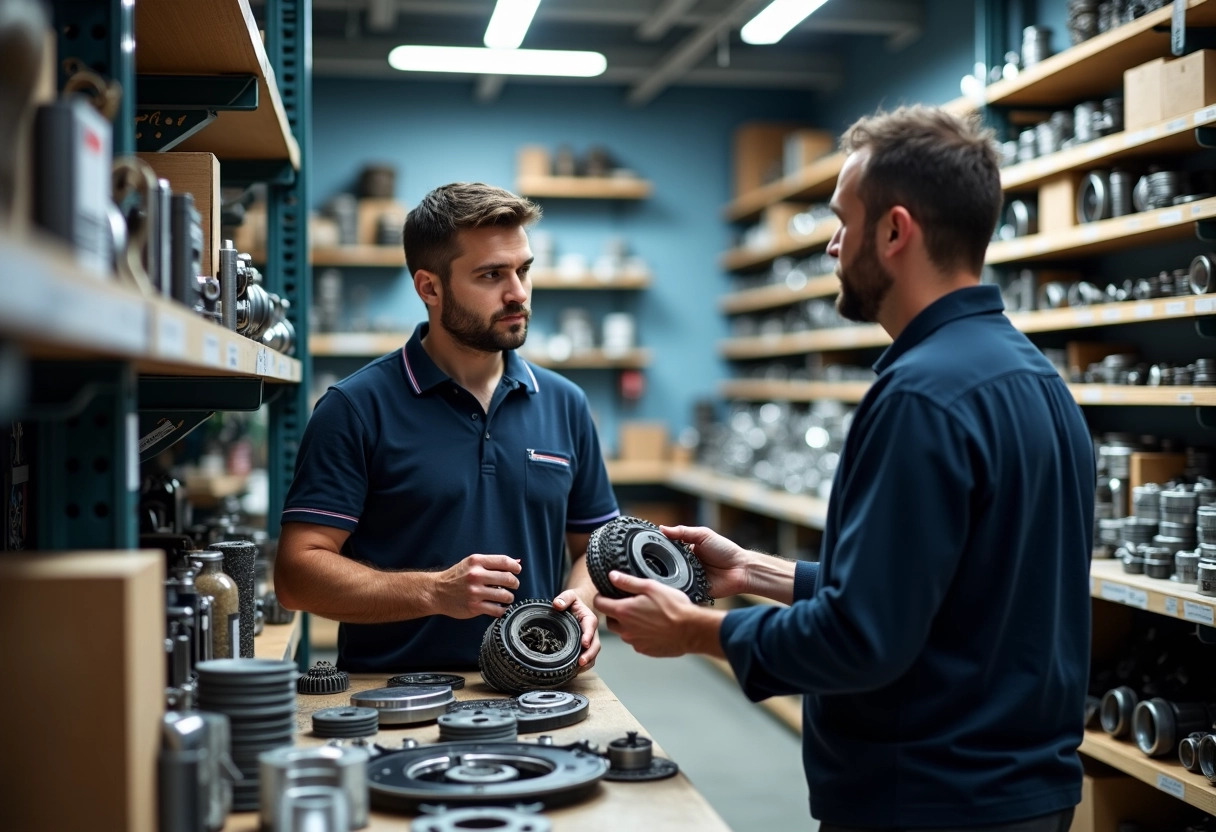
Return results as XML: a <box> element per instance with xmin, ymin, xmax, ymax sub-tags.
<box><xmin>531</xmin><ymin>271</ymin><xmax>651</xmax><ymax>290</ymax></box>
<box><xmin>605</xmin><ymin>459</ymin><xmax>675</xmax><ymax>485</ymax></box>
<box><xmin>1001</xmin><ymin>106</ymin><xmax>1216</xmax><ymax>192</ymax></box>
<box><xmin>309</xmin><ymin>332</ymin><xmax>405</xmax><ymax>357</ymax></box>
<box><xmin>136</xmin><ymin>0</ymin><xmax>300</xmax><ymax>168</ymax></box>
<box><xmin>720</xmin><ymin>274</ymin><xmax>838</xmax><ymax>315</ymax></box>
<box><xmin>723</xmin><ymin>154</ymin><xmax>845</xmax><ymax>224</ymax></box>
<box><xmin>985</xmin><ymin>0</ymin><xmax>1216</xmax><ymax>107</ymax></box>
<box><xmin>720</xmin><ymin>325</ymin><xmax>887</xmax><ymax>359</ymax></box>
<box><xmin>6</xmin><ymin>236</ymin><xmax>300</xmax><ymax>381</ymax></box>
<box><xmin>516</xmin><ymin>176</ymin><xmax>653</xmax><ymax>200</ymax></box>
<box><xmin>1090</xmin><ymin>559</ymin><xmax>1216</xmax><ymax>624</ymax></box>
<box><xmin>719</xmin><ymin>380</ymin><xmax>872</xmax><ymax>403</ymax></box>
<box><xmin>986</xmin><ymin>197</ymin><xmax>1216</xmax><ymax>264</ymax></box>
<box><xmin>721</xmin><ymin>221</ymin><xmax>839</xmax><ymax>273</ymax></box>
<box><xmin>1009</xmin><ymin>295</ymin><xmax>1216</xmax><ymax>333</ymax></box>
<box><xmin>1081</xmin><ymin>730</ymin><xmax>1216</xmax><ymax>814</ymax></box>
<box><xmin>665</xmin><ymin>465</ymin><xmax>828</xmax><ymax>529</ymax></box>
<box><xmin>524</xmin><ymin>349</ymin><xmax>651</xmax><ymax>370</ymax></box>
<box><xmin>1071</xmin><ymin>385</ymin><xmax>1216</xmax><ymax>406</ymax></box>
<box><xmin>311</xmin><ymin>246</ymin><xmax>405</xmax><ymax>267</ymax></box>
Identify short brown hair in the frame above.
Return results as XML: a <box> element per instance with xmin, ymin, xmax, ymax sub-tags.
<box><xmin>841</xmin><ymin>106</ymin><xmax>1001</xmax><ymax>275</ymax></box>
<box><xmin>403</xmin><ymin>182</ymin><xmax>541</xmax><ymax>280</ymax></box>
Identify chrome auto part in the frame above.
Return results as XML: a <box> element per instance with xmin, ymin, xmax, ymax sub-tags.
<box><xmin>350</xmin><ymin>685</ymin><xmax>454</xmax><ymax>726</ymax></box>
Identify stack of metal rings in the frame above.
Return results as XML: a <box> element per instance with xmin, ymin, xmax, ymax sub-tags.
<box><xmin>1021</xmin><ymin>25</ymin><xmax>1053</xmax><ymax>66</ymax></box>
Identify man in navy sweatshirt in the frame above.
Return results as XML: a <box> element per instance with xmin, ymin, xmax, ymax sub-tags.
<box><xmin>596</xmin><ymin>106</ymin><xmax>1094</xmax><ymax>831</ymax></box>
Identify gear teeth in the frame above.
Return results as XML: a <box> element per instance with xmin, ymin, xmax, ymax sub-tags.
<box><xmin>587</xmin><ymin>516</ymin><xmax>714</xmax><ymax>606</ymax></box>
<box><xmin>478</xmin><ymin>599</ymin><xmax>581</xmax><ymax>695</ymax></box>
<box><xmin>297</xmin><ymin>660</ymin><xmax>350</xmax><ymax>694</ymax></box>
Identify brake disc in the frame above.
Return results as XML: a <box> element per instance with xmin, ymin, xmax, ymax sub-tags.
<box><xmin>437</xmin><ymin>709</ymin><xmax>519</xmax><ymax>742</ymax></box>
<box><xmin>479</xmin><ymin>600</ymin><xmax>581</xmax><ymax>695</ymax></box>
<box><xmin>368</xmin><ymin>741</ymin><xmax>609</xmax><ymax>812</ymax></box>
<box><xmin>446</xmin><ymin>691</ymin><xmax>590</xmax><ymax>733</ymax></box>
<box><xmin>350</xmin><ymin>685</ymin><xmax>455</xmax><ymax>725</ymax></box>
<box><xmin>586</xmin><ymin>516</ymin><xmax>712</xmax><ymax>604</ymax></box>
<box><xmin>410</xmin><ymin>807</ymin><xmax>552</xmax><ymax>832</ymax></box>
<box><xmin>312</xmin><ymin>706</ymin><xmax>380</xmax><ymax>739</ymax></box>
<box><xmin>388</xmin><ymin>673</ymin><xmax>466</xmax><ymax>691</ymax></box>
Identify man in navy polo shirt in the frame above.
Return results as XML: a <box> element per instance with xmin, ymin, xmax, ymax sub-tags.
<box><xmin>597</xmin><ymin>107</ymin><xmax>1093</xmax><ymax>831</ymax></box>
<box><xmin>275</xmin><ymin>182</ymin><xmax>620</xmax><ymax>672</ymax></box>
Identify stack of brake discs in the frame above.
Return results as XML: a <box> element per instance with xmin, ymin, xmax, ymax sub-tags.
<box><xmin>350</xmin><ymin>685</ymin><xmax>454</xmax><ymax>725</ymax></box>
<box><xmin>437</xmin><ymin>708</ymin><xmax>519</xmax><ymax>742</ymax></box>
<box><xmin>312</xmin><ymin>705</ymin><xmax>379</xmax><ymax>739</ymax></box>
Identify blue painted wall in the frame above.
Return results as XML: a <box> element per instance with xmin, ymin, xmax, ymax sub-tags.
<box><xmin>311</xmin><ymin>78</ymin><xmax>817</xmax><ymax>452</ymax></box>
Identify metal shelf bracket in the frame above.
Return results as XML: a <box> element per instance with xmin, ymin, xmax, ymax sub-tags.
<box><xmin>135</xmin><ymin>74</ymin><xmax>259</xmax><ymax>153</ymax></box>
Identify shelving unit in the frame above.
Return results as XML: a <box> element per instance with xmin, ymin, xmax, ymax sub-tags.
<box><xmin>723</xmin><ymin>154</ymin><xmax>845</xmax><ymax>224</ymax></box>
<box><xmin>531</xmin><ymin>271</ymin><xmax>651</xmax><ymax>290</ymax></box>
<box><xmin>720</xmin><ymin>274</ymin><xmax>838</xmax><ymax>314</ymax></box>
<box><xmin>516</xmin><ymin>175</ymin><xmax>653</xmax><ymax>200</ymax></box>
<box><xmin>309</xmin><ymin>332</ymin><xmax>406</xmax><ymax>357</ymax></box>
<box><xmin>721</xmin><ymin>221</ymin><xmax>839</xmax><ymax>272</ymax></box>
<box><xmin>525</xmin><ymin>349</ymin><xmax>651</xmax><ymax>370</ymax></box>
<box><xmin>1080</xmin><ymin>731</ymin><xmax>1216</xmax><ymax>814</ymax></box>
<box><xmin>720</xmin><ymin>325</ymin><xmax>887</xmax><ymax>359</ymax></box>
<box><xmin>665</xmin><ymin>466</ymin><xmax>829</xmax><ymax>529</ymax></box>
<box><xmin>719</xmin><ymin>380</ymin><xmax>872</xmax><ymax>403</ymax></box>
<box><xmin>310</xmin><ymin>246</ymin><xmax>405</xmax><ymax>267</ymax></box>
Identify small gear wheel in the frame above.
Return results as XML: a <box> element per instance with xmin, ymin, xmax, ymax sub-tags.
<box><xmin>297</xmin><ymin>660</ymin><xmax>350</xmax><ymax>694</ymax></box>
<box><xmin>262</xmin><ymin>591</ymin><xmax>295</xmax><ymax>625</ymax></box>
<box><xmin>586</xmin><ymin>516</ymin><xmax>712</xmax><ymax>605</ymax></box>
<box><xmin>478</xmin><ymin>599</ymin><xmax>581</xmax><ymax>695</ymax></box>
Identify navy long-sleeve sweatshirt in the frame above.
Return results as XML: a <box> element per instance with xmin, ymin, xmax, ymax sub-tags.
<box><xmin>721</xmin><ymin>285</ymin><xmax>1094</xmax><ymax>827</ymax></box>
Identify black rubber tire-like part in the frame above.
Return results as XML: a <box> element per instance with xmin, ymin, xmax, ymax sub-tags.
<box><xmin>479</xmin><ymin>599</ymin><xmax>581</xmax><ymax>695</ymax></box>
<box><xmin>586</xmin><ymin>516</ymin><xmax>712</xmax><ymax>605</ymax></box>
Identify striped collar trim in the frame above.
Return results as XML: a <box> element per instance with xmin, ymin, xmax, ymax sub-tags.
<box><xmin>402</xmin><ymin>322</ymin><xmax>540</xmax><ymax>396</ymax></box>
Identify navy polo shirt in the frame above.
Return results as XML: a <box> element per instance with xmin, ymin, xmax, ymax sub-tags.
<box><xmin>721</xmin><ymin>285</ymin><xmax>1094</xmax><ymax>827</ymax></box>
<box><xmin>282</xmin><ymin>322</ymin><xmax>619</xmax><ymax>671</ymax></box>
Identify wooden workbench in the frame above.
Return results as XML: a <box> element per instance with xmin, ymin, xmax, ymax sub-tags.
<box><xmin>228</xmin><ymin>615</ymin><xmax>730</xmax><ymax>831</ymax></box>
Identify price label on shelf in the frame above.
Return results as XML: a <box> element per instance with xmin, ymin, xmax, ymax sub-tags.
<box><xmin>1081</xmin><ymin>388</ymin><xmax>1103</xmax><ymax>403</ymax></box>
<box><xmin>1165</xmin><ymin>301</ymin><xmax>1188</xmax><ymax>316</ymax></box>
<box><xmin>1134</xmin><ymin>303</ymin><xmax>1155</xmax><ymax>319</ymax></box>
<box><xmin>1197</xmin><ymin>298</ymin><xmax>1216</xmax><ymax>314</ymax></box>
<box><xmin>1178</xmin><ymin>392</ymin><xmax>1195</xmax><ymax>404</ymax></box>
<box><xmin>1125</xmin><ymin>217</ymin><xmax>1143</xmax><ymax>231</ymax></box>
<box><xmin>1100</xmin><ymin>308</ymin><xmax>1121</xmax><ymax>322</ymax></box>
<box><xmin>1123</xmin><ymin>129</ymin><xmax>1153</xmax><ymax>146</ymax></box>
<box><xmin>1074</xmin><ymin>310</ymin><xmax>1095</xmax><ymax>324</ymax></box>
<box><xmin>1196</xmin><ymin>105</ymin><xmax>1216</xmax><ymax>124</ymax></box>
<box><xmin>1081</xmin><ymin>226</ymin><xmax>1100</xmax><ymax>242</ymax></box>
<box><xmin>1166</xmin><ymin>117</ymin><xmax>1189</xmax><ymax>133</ymax></box>
<box><xmin>1183</xmin><ymin>600</ymin><xmax>1214</xmax><ymax>626</ymax></box>
<box><xmin>226</xmin><ymin>342</ymin><xmax>240</xmax><ymax>370</ymax></box>
<box><xmin>277</xmin><ymin>355</ymin><xmax>289</xmax><ymax>378</ymax></box>
<box><xmin>255</xmin><ymin>348</ymin><xmax>268</xmax><ymax>375</ymax></box>
<box><xmin>1125</xmin><ymin>588</ymin><xmax>1148</xmax><ymax>610</ymax></box>
<box><xmin>203</xmin><ymin>334</ymin><xmax>220</xmax><ymax>366</ymax></box>
<box><xmin>1165</xmin><ymin>597</ymin><xmax>1179</xmax><ymax>616</ymax></box>
<box><xmin>157</xmin><ymin>314</ymin><xmax>186</xmax><ymax>357</ymax></box>
<box><xmin>1100</xmin><ymin>581</ymin><xmax>1129</xmax><ymax>604</ymax></box>
<box><xmin>1157</xmin><ymin>774</ymin><xmax>1185</xmax><ymax>800</ymax></box>
<box><xmin>1159</xmin><ymin>209</ymin><xmax>1183</xmax><ymax>225</ymax></box>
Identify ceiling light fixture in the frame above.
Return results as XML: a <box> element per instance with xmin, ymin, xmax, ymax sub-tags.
<box><xmin>388</xmin><ymin>45</ymin><xmax>607</xmax><ymax>77</ymax></box>
<box><xmin>741</xmin><ymin>0</ymin><xmax>832</xmax><ymax>45</ymax></box>
<box><xmin>484</xmin><ymin>0</ymin><xmax>542</xmax><ymax>49</ymax></box>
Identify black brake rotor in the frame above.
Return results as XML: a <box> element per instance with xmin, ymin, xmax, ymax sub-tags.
<box><xmin>479</xmin><ymin>600</ymin><xmax>581</xmax><ymax>695</ymax></box>
<box><xmin>388</xmin><ymin>673</ymin><xmax>466</xmax><ymax>691</ymax></box>
<box><xmin>446</xmin><ymin>691</ymin><xmax>590</xmax><ymax>733</ymax></box>
<box><xmin>586</xmin><ymin>516</ymin><xmax>712</xmax><ymax>604</ymax></box>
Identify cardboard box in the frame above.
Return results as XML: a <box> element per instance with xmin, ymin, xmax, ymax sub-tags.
<box><xmin>1163</xmin><ymin>48</ymin><xmax>1216</xmax><ymax>121</ymax></box>
<box><xmin>1123</xmin><ymin>58</ymin><xmax>1166</xmax><ymax>130</ymax></box>
<box><xmin>619</xmin><ymin>421</ymin><xmax>669</xmax><ymax>461</ymax></box>
<box><xmin>356</xmin><ymin>197</ymin><xmax>408</xmax><ymax>246</ymax></box>
<box><xmin>782</xmin><ymin>129</ymin><xmax>834</xmax><ymax>178</ymax></box>
<box><xmin>517</xmin><ymin>145</ymin><xmax>551</xmax><ymax>178</ymax></box>
<box><xmin>734</xmin><ymin>122</ymin><xmax>803</xmax><ymax>196</ymax></box>
<box><xmin>0</xmin><ymin>551</ymin><xmax>164</xmax><ymax>832</ymax></box>
<box><xmin>1064</xmin><ymin>341</ymin><xmax>1135</xmax><ymax>382</ymax></box>
<box><xmin>137</xmin><ymin>151</ymin><xmax>221</xmax><ymax>276</ymax></box>
<box><xmin>1039</xmin><ymin>172</ymin><xmax>1083</xmax><ymax>232</ymax></box>
<box><xmin>1129</xmin><ymin>451</ymin><xmax>1186</xmax><ymax>489</ymax></box>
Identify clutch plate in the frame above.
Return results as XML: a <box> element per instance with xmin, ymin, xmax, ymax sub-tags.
<box><xmin>445</xmin><ymin>690</ymin><xmax>590</xmax><ymax>733</ymax></box>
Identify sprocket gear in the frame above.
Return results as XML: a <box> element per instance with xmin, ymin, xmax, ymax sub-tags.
<box><xmin>478</xmin><ymin>599</ymin><xmax>581</xmax><ymax>695</ymax></box>
<box><xmin>586</xmin><ymin>516</ymin><xmax>712</xmax><ymax>605</ymax></box>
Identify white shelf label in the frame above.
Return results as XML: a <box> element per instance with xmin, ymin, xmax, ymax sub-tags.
<box><xmin>1165</xmin><ymin>597</ymin><xmax>1179</xmax><ymax>616</ymax></box>
<box><xmin>157</xmin><ymin>314</ymin><xmax>186</xmax><ymax>357</ymax></box>
<box><xmin>1082</xmin><ymin>226</ymin><xmax>1101</xmax><ymax>241</ymax></box>
<box><xmin>1100</xmin><ymin>581</ymin><xmax>1129</xmax><ymax>604</ymax></box>
<box><xmin>1100</xmin><ymin>308</ymin><xmax>1122</xmax><ymax>322</ymax></box>
<box><xmin>1126</xmin><ymin>588</ymin><xmax>1148</xmax><ymax>610</ymax></box>
<box><xmin>203</xmin><ymin>334</ymin><xmax>220</xmax><ymax>366</ymax></box>
<box><xmin>1157</xmin><ymin>773</ymin><xmax>1186</xmax><ymax>799</ymax></box>
<box><xmin>1178</xmin><ymin>392</ymin><xmax>1195</xmax><ymax>404</ymax></box>
<box><xmin>255</xmin><ymin>348</ymin><xmax>268</xmax><ymax>375</ymax></box>
<box><xmin>1197</xmin><ymin>298</ymin><xmax>1216</xmax><ymax>313</ymax></box>
<box><xmin>1081</xmin><ymin>388</ymin><xmax>1103</xmax><ymax>403</ymax></box>
<box><xmin>1125</xmin><ymin>217</ymin><xmax>1143</xmax><ymax>230</ymax></box>
<box><xmin>226</xmin><ymin>342</ymin><xmax>240</xmax><ymax>370</ymax></box>
<box><xmin>277</xmin><ymin>355</ymin><xmax>289</xmax><ymax>378</ymax></box>
<box><xmin>1196</xmin><ymin>105</ymin><xmax>1216</xmax><ymax>124</ymax></box>
<box><xmin>1074</xmin><ymin>310</ymin><xmax>1095</xmax><ymax>324</ymax></box>
<box><xmin>1193</xmin><ymin>202</ymin><xmax>1210</xmax><ymax>217</ymax></box>
<box><xmin>1183</xmin><ymin>600</ymin><xmax>1214</xmax><ymax>626</ymax></box>
<box><xmin>1159</xmin><ymin>209</ymin><xmax>1183</xmax><ymax>225</ymax></box>
<box><xmin>1166</xmin><ymin>117</ymin><xmax>1189</xmax><ymax>132</ymax></box>
<box><xmin>1125</xmin><ymin>129</ymin><xmax>1153</xmax><ymax>146</ymax></box>
<box><xmin>1134</xmin><ymin>303</ymin><xmax>1155</xmax><ymax>319</ymax></box>
<box><xmin>1165</xmin><ymin>301</ymin><xmax>1188</xmax><ymax>316</ymax></box>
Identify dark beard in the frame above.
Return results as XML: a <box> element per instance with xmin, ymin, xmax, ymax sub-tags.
<box><xmin>440</xmin><ymin>294</ymin><xmax>530</xmax><ymax>353</ymax></box>
<box><xmin>835</xmin><ymin>231</ymin><xmax>893</xmax><ymax>324</ymax></box>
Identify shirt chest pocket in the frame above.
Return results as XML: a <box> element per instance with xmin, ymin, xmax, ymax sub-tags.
<box><xmin>525</xmin><ymin>448</ymin><xmax>574</xmax><ymax>504</ymax></box>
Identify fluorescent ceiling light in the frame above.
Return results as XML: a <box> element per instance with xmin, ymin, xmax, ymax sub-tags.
<box><xmin>484</xmin><ymin>0</ymin><xmax>542</xmax><ymax>49</ymax></box>
<box><xmin>388</xmin><ymin>45</ymin><xmax>607</xmax><ymax>77</ymax></box>
<box><xmin>741</xmin><ymin>0</ymin><xmax>832</xmax><ymax>45</ymax></box>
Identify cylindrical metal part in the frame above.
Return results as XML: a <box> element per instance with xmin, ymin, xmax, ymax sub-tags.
<box><xmin>218</xmin><ymin>239</ymin><xmax>238</xmax><ymax>331</ymax></box>
<box><xmin>259</xmin><ymin>744</ymin><xmax>370</xmax><ymax>830</ymax></box>
<box><xmin>1133</xmin><ymin>698</ymin><xmax>1213</xmax><ymax>757</ymax></box>
<box><xmin>1101</xmin><ymin>686</ymin><xmax>1138</xmax><ymax>737</ymax></box>
<box><xmin>607</xmin><ymin>733</ymin><xmax>654</xmax><ymax>772</ymax></box>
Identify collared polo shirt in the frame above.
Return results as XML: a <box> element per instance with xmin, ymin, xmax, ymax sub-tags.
<box><xmin>721</xmin><ymin>285</ymin><xmax>1094</xmax><ymax>826</ymax></box>
<box><xmin>282</xmin><ymin>322</ymin><xmax>619</xmax><ymax>671</ymax></box>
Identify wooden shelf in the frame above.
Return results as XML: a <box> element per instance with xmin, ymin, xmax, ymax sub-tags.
<box><xmin>985</xmin><ymin>0</ymin><xmax>1216</xmax><ymax>107</ymax></box>
<box><xmin>1070</xmin><ymin>384</ymin><xmax>1216</xmax><ymax>406</ymax></box>
<box><xmin>136</xmin><ymin>0</ymin><xmax>300</xmax><ymax>168</ymax></box>
<box><xmin>309</xmin><ymin>332</ymin><xmax>406</xmax><ymax>357</ymax></box>
<box><xmin>720</xmin><ymin>325</ymin><xmax>888</xmax><ymax>359</ymax></box>
<box><xmin>531</xmin><ymin>270</ymin><xmax>651</xmax><ymax>290</ymax></box>
<box><xmin>720</xmin><ymin>379</ymin><xmax>872</xmax><ymax>403</ymax></box>
<box><xmin>5</xmin><ymin>235</ymin><xmax>300</xmax><ymax>381</ymax></box>
<box><xmin>986</xmin><ymin>197</ymin><xmax>1216</xmax><ymax>264</ymax></box>
<box><xmin>665</xmin><ymin>465</ymin><xmax>829</xmax><ymax>529</ymax></box>
<box><xmin>1001</xmin><ymin>106</ymin><xmax>1216</xmax><ymax>192</ymax></box>
<box><xmin>1009</xmin><ymin>294</ymin><xmax>1216</xmax><ymax>334</ymax></box>
<box><xmin>516</xmin><ymin>175</ymin><xmax>653</xmax><ymax>199</ymax></box>
<box><xmin>524</xmin><ymin>348</ymin><xmax>651</xmax><ymax>369</ymax></box>
<box><xmin>720</xmin><ymin>273</ymin><xmax>838</xmax><ymax>315</ymax></box>
<box><xmin>1081</xmin><ymin>729</ymin><xmax>1216</xmax><ymax>814</ymax></box>
<box><xmin>1090</xmin><ymin>559</ymin><xmax>1216</xmax><ymax>625</ymax></box>
<box><xmin>311</xmin><ymin>246</ymin><xmax>405</xmax><ymax>267</ymax></box>
<box><xmin>723</xmin><ymin>154</ymin><xmax>845</xmax><ymax>224</ymax></box>
<box><xmin>605</xmin><ymin>458</ymin><xmax>678</xmax><ymax>485</ymax></box>
<box><xmin>721</xmin><ymin>220</ymin><xmax>840</xmax><ymax>273</ymax></box>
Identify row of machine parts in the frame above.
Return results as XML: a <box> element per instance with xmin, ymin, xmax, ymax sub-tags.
<box><xmin>997</xmin><ymin>254</ymin><xmax>1216</xmax><ymax>314</ymax></box>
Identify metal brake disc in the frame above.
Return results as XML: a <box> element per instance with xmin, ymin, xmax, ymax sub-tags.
<box><xmin>410</xmin><ymin>806</ymin><xmax>552</xmax><ymax>832</ymax></box>
<box><xmin>388</xmin><ymin>673</ymin><xmax>466</xmax><ymax>691</ymax></box>
<box><xmin>446</xmin><ymin>691</ymin><xmax>590</xmax><ymax>733</ymax></box>
<box><xmin>479</xmin><ymin>599</ymin><xmax>581</xmax><ymax>695</ymax></box>
<box><xmin>368</xmin><ymin>741</ymin><xmax>609</xmax><ymax>812</ymax></box>
<box><xmin>350</xmin><ymin>685</ymin><xmax>455</xmax><ymax>725</ymax></box>
<box><xmin>586</xmin><ymin>516</ymin><xmax>712</xmax><ymax>605</ymax></box>
<box><xmin>437</xmin><ymin>709</ymin><xmax>519</xmax><ymax>742</ymax></box>
<box><xmin>312</xmin><ymin>706</ymin><xmax>379</xmax><ymax>738</ymax></box>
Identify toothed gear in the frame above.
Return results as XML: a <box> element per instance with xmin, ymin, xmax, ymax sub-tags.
<box><xmin>262</xmin><ymin>591</ymin><xmax>295</xmax><ymax>625</ymax></box>
<box><xmin>297</xmin><ymin>660</ymin><xmax>350</xmax><ymax>694</ymax></box>
<box><xmin>478</xmin><ymin>599</ymin><xmax>581</xmax><ymax>695</ymax></box>
<box><xmin>388</xmin><ymin>673</ymin><xmax>465</xmax><ymax>691</ymax></box>
<box><xmin>586</xmin><ymin>516</ymin><xmax>713</xmax><ymax>605</ymax></box>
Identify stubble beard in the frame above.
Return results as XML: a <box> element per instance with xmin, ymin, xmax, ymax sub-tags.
<box><xmin>440</xmin><ymin>292</ymin><xmax>530</xmax><ymax>353</ymax></box>
<box><xmin>835</xmin><ymin>232</ymin><xmax>894</xmax><ymax>324</ymax></box>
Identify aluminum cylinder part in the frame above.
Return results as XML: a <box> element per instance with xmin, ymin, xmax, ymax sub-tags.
<box><xmin>1109</xmin><ymin>169</ymin><xmax>1134</xmax><ymax>217</ymax></box>
<box><xmin>259</xmin><ymin>744</ymin><xmax>369</xmax><ymax>830</ymax></box>
<box><xmin>1180</xmin><ymin>732</ymin><xmax>1208</xmax><ymax>772</ymax></box>
<box><xmin>276</xmin><ymin>785</ymin><xmax>349</xmax><ymax>832</ymax></box>
<box><xmin>1200</xmin><ymin>561</ymin><xmax>1216</xmax><ymax>596</ymax></box>
<box><xmin>1134</xmin><ymin>699</ymin><xmax>1216</xmax><ymax>758</ymax></box>
<box><xmin>350</xmin><ymin>685</ymin><xmax>454</xmax><ymax>725</ymax></box>
<box><xmin>1077</xmin><ymin>171</ymin><xmax>1110</xmax><ymax>223</ymax></box>
<box><xmin>1177</xmin><ymin>551</ymin><xmax>1201</xmax><ymax>584</ymax></box>
<box><xmin>607</xmin><ymin>732</ymin><xmax>654</xmax><ymax>771</ymax></box>
<box><xmin>218</xmin><ymin>240</ymin><xmax>238</xmax><ymax>331</ymax></box>
<box><xmin>1191</xmin><ymin>253</ymin><xmax>1216</xmax><ymax>295</ymax></box>
<box><xmin>1100</xmin><ymin>686</ymin><xmax>1138</xmax><ymax>737</ymax></box>
<box><xmin>1201</xmin><ymin>733</ymin><xmax>1216</xmax><ymax>784</ymax></box>
<box><xmin>1073</xmin><ymin>101</ymin><xmax>1100</xmax><ymax>143</ymax></box>
<box><xmin>1144</xmin><ymin>554</ymin><xmax>1173</xmax><ymax>580</ymax></box>
<box><xmin>1021</xmin><ymin>25</ymin><xmax>1053</xmax><ymax>66</ymax></box>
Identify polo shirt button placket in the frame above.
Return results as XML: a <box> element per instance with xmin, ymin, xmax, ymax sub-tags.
<box><xmin>471</xmin><ymin>413</ymin><xmax>479</xmax><ymax>421</ymax></box>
